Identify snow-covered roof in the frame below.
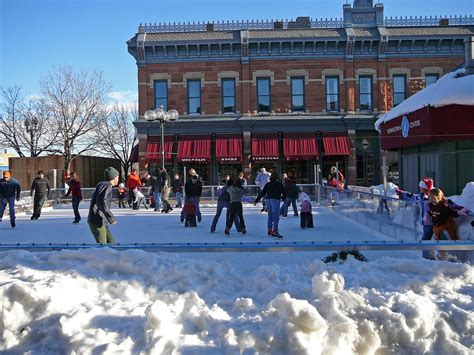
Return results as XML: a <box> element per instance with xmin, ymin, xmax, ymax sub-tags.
<box><xmin>375</xmin><ymin>68</ymin><xmax>474</xmax><ymax>131</ymax></box>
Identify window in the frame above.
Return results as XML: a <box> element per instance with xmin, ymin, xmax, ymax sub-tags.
<box><xmin>257</xmin><ymin>77</ymin><xmax>271</xmax><ymax>112</ymax></box>
<box><xmin>359</xmin><ymin>75</ymin><xmax>373</xmax><ymax>111</ymax></box>
<box><xmin>187</xmin><ymin>79</ymin><xmax>201</xmax><ymax>114</ymax></box>
<box><xmin>291</xmin><ymin>77</ymin><xmax>305</xmax><ymax>112</ymax></box>
<box><xmin>325</xmin><ymin>76</ymin><xmax>339</xmax><ymax>112</ymax></box>
<box><xmin>154</xmin><ymin>80</ymin><xmax>168</xmax><ymax>110</ymax></box>
<box><xmin>425</xmin><ymin>74</ymin><xmax>438</xmax><ymax>87</ymax></box>
<box><xmin>392</xmin><ymin>75</ymin><xmax>406</xmax><ymax>106</ymax></box>
<box><xmin>0</xmin><ymin>157</ymin><xmax>3</xmax><ymax>164</ymax></box>
<box><xmin>221</xmin><ymin>78</ymin><xmax>236</xmax><ymax>113</ymax></box>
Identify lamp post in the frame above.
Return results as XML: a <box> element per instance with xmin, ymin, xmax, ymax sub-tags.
<box><xmin>25</xmin><ymin>117</ymin><xmax>38</xmax><ymax>157</ymax></box>
<box><xmin>144</xmin><ymin>106</ymin><xmax>179</xmax><ymax>170</ymax></box>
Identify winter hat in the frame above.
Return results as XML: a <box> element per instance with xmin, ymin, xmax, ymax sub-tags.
<box><xmin>419</xmin><ymin>178</ymin><xmax>434</xmax><ymax>191</ymax></box>
<box><xmin>3</xmin><ymin>171</ymin><xmax>11</xmax><ymax>178</ymax></box>
<box><xmin>104</xmin><ymin>167</ymin><xmax>119</xmax><ymax>181</ymax></box>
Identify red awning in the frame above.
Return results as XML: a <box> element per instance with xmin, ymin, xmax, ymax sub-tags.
<box><xmin>177</xmin><ymin>135</ymin><xmax>211</xmax><ymax>162</ymax></box>
<box><xmin>283</xmin><ymin>134</ymin><xmax>318</xmax><ymax>160</ymax></box>
<box><xmin>323</xmin><ymin>135</ymin><xmax>351</xmax><ymax>156</ymax></box>
<box><xmin>252</xmin><ymin>134</ymin><xmax>279</xmax><ymax>161</ymax></box>
<box><xmin>146</xmin><ymin>136</ymin><xmax>174</xmax><ymax>163</ymax></box>
<box><xmin>216</xmin><ymin>135</ymin><xmax>242</xmax><ymax>162</ymax></box>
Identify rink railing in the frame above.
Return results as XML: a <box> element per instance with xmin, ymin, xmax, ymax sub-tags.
<box><xmin>0</xmin><ymin>240</ymin><xmax>473</xmax><ymax>253</ymax></box>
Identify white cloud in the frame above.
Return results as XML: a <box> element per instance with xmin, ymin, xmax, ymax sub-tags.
<box><xmin>107</xmin><ymin>90</ymin><xmax>138</xmax><ymax>107</ymax></box>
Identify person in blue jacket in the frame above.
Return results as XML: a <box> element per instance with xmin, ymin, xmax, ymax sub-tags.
<box><xmin>0</xmin><ymin>171</ymin><xmax>21</xmax><ymax>229</ymax></box>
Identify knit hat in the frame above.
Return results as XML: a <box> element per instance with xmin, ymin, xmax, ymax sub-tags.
<box><xmin>104</xmin><ymin>167</ymin><xmax>119</xmax><ymax>180</ymax></box>
<box><xmin>419</xmin><ymin>178</ymin><xmax>434</xmax><ymax>191</ymax></box>
<box><xmin>3</xmin><ymin>171</ymin><xmax>10</xmax><ymax>178</ymax></box>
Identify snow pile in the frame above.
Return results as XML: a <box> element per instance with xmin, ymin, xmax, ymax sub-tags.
<box><xmin>375</xmin><ymin>68</ymin><xmax>474</xmax><ymax>130</ymax></box>
<box><xmin>450</xmin><ymin>182</ymin><xmax>474</xmax><ymax>212</ymax></box>
<box><xmin>0</xmin><ymin>249</ymin><xmax>473</xmax><ymax>354</ymax></box>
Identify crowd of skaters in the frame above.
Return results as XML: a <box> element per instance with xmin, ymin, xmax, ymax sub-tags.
<box><xmin>1</xmin><ymin>166</ymin><xmax>471</xmax><ymax>256</ymax></box>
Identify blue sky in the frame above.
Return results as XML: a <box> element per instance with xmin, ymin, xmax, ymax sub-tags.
<box><xmin>1</xmin><ymin>0</ymin><xmax>473</xmax><ymax>104</ymax></box>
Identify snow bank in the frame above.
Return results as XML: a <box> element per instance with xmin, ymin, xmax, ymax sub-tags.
<box><xmin>370</xmin><ymin>182</ymin><xmax>400</xmax><ymax>198</ymax></box>
<box><xmin>375</xmin><ymin>68</ymin><xmax>474</xmax><ymax>131</ymax></box>
<box><xmin>450</xmin><ymin>182</ymin><xmax>474</xmax><ymax>212</ymax></box>
<box><xmin>0</xmin><ymin>249</ymin><xmax>472</xmax><ymax>354</ymax></box>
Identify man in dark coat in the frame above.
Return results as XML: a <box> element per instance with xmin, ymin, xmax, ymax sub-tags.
<box><xmin>171</xmin><ymin>173</ymin><xmax>183</xmax><ymax>208</ymax></box>
<box><xmin>87</xmin><ymin>167</ymin><xmax>119</xmax><ymax>244</ymax></box>
<box><xmin>0</xmin><ymin>171</ymin><xmax>21</xmax><ymax>228</ymax></box>
<box><xmin>181</xmin><ymin>168</ymin><xmax>203</xmax><ymax>222</ymax></box>
<box><xmin>30</xmin><ymin>170</ymin><xmax>51</xmax><ymax>220</ymax></box>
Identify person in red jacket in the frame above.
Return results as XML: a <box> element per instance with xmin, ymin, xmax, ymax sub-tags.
<box><xmin>328</xmin><ymin>166</ymin><xmax>344</xmax><ymax>189</ymax></box>
<box><xmin>182</xmin><ymin>197</ymin><xmax>197</xmax><ymax>227</ymax></box>
<box><xmin>126</xmin><ymin>169</ymin><xmax>142</xmax><ymax>209</ymax></box>
<box><xmin>65</xmin><ymin>171</ymin><xmax>83</xmax><ymax>224</ymax></box>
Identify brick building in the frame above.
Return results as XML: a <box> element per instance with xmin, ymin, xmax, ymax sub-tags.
<box><xmin>128</xmin><ymin>0</ymin><xmax>473</xmax><ymax>185</ymax></box>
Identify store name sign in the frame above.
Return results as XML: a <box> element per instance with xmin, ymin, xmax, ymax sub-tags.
<box><xmin>386</xmin><ymin>115</ymin><xmax>421</xmax><ymax>138</ymax></box>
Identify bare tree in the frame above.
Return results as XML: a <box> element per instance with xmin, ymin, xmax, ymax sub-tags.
<box><xmin>93</xmin><ymin>104</ymin><xmax>138</xmax><ymax>178</ymax></box>
<box><xmin>0</xmin><ymin>86</ymin><xmax>57</xmax><ymax>157</ymax></box>
<box><xmin>40</xmin><ymin>66</ymin><xmax>111</xmax><ymax>179</ymax></box>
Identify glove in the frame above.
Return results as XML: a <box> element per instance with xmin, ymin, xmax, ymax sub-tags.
<box><xmin>395</xmin><ymin>188</ymin><xmax>404</xmax><ymax>197</ymax></box>
<box><xmin>423</xmin><ymin>213</ymin><xmax>430</xmax><ymax>225</ymax></box>
<box><xmin>458</xmin><ymin>208</ymin><xmax>469</xmax><ymax>216</ymax></box>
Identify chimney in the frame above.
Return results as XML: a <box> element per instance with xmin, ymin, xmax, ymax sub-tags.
<box><xmin>465</xmin><ymin>36</ymin><xmax>474</xmax><ymax>74</ymax></box>
<box><xmin>273</xmin><ymin>21</ymin><xmax>284</xmax><ymax>29</ymax></box>
<box><xmin>206</xmin><ymin>22</ymin><xmax>214</xmax><ymax>31</ymax></box>
<box><xmin>439</xmin><ymin>18</ymin><xmax>449</xmax><ymax>26</ymax></box>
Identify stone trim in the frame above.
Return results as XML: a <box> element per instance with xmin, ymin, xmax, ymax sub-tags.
<box><xmin>217</xmin><ymin>71</ymin><xmax>240</xmax><ymax>87</ymax></box>
<box><xmin>322</xmin><ymin>69</ymin><xmax>344</xmax><ymax>85</ymax></box>
<box><xmin>183</xmin><ymin>72</ymin><xmax>205</xmax><ymax>87</ymax></box>
<box><xmin>252</xmin><ymin>70</ymin><xmax>275</xmax><ymax>86</ymax></box>
<box><xmin>148</xmin><ymin>73</ymin><xmax>171</xmax><ymax>89</ymax></box>
<box><xmin>286</xmin><ymin>69</ymin><xmax>309</xmax><ymax>85</ymax></box>
<box><xmin>421</xmin><ymin>67</ymin><xmax>443</xmax><ymax>77</ymax></box>
<box><xmin>388</xmin><ymin>68</ymin><xmax>411</xmax><ymax>81</ymax></box>
<box><xmin>355</xmin><ymin>68</ymin><xmax>378</xmax><ymax>82</ymax></box>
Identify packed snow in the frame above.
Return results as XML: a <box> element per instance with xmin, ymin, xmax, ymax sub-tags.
<box><xmin>0</xmin><ymin>203</ymin><xmax>473</xmax><ymax>354</ymax></box>
<box><xmin>375</xmin><ymin>68</ymin><xmax>474</xmax><ymax>130</ymax></box>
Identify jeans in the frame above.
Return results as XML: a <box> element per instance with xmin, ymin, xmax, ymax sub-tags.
<box><xmin>88</xmin><ymin>223</ymin><xmax>115</xmax><ymax>244</ymax></box>
<box><xmin>422</xmin><ymin>224</ymin><xmax>435</xmax><ymax>260</ymax></box>
<box><xmin>226</xmin><ymin>202</ymin><xmax>245</xmax><ymax>230</ymax></box>
<box><xmin>175</xmin><ymin>192</ymin><xmax>182</xmax><ymax>207</ymax></box>
<box><xmin>32</xmin><ymin>194</ymin><xmax>46</xmax><ymax>219</ymax></box>
<box><xmin>0</xmin><ymin>197</ymin><xmax>16</xmax><ymax>222</ymax></box>
<box><xmin>181</xmin><ymin>197</ymin><xmax>201</xmax><ymax>220</ymax></box>
<box><xmin>153</xmin><ymin>192</ymin><xmax>162</xmax><ymax>210</ymax></box>
<box><xmin>281</xmin><ymin>197</ymin><xmax>298</xmax><ymax>217</ymax></box>
<box><xmin>211</xmin><ymin>200</ymin><xmax>240</xmax><ymax>231</ymax></box>
<box><xmin>266</xmin><ymin>198</ymin><xmax>281</xmax><ymax>230</ymax></box>
<box><xmin>72</xmin><ymin>196</ymin><xmax>81</xmax><ymax>222</ymax></box>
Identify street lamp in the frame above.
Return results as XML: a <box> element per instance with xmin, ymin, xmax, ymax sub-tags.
<box><xmin>25</xmin><ymin>117</ymin><xmax>38</xmax><ymax>156</ymax></box>
<box><xmin>144</xmin><ymin>105</ymin><xmax>179</xmax><ymax>169</ymax></box>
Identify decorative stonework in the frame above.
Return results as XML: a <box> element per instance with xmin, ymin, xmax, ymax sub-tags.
<box><xmin>286</xmin><ymin>69</ymin><xmax>309</xmax><ymax>84</ymax></box>
<box><xmin>183</xmin><ymin>72</ymin><xmax>205</xmax><ymax>87</ymax></box>
<box><xmin>388</xmin><ymin>68</ymin><xmax>411</xmax><ymax>80</ymax></box>
<box><xmin>355</xmin><ymin>68</ymin><xmax>378</xmax><ymax>82</ymax></box>
<box><xmin>148</xmin><ymin>73</ymin><xmax>171</xmax><ymax>89</ymax></box>
<box><xmin>421</xmin><ymin>67</ymin><xmax>443</xmax><ymax>77</ymax></box>
<box><xmin>217</xmin><ymin>71</ymin><xmax>240</xmax><ymax>86</ymax></box>
<box><xmin>322</xmin><ymin>69</ymin><xmax>344</xmax><ymax>84</ymax></box>
<box><xmin>252</xmin><ymin>70</ymin><xmax>275</xmax><ymax>86</ymax></box>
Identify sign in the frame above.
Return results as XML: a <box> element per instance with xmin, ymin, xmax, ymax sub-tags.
<box><xmin>401</xmin><ymin>116</ymin><xmax>410</xmax><ymax>138</ymax></box>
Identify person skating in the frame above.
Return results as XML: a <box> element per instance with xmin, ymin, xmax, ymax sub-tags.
<box><xmin>182</xmin><ymin>197</ymin><xmax>197</xmax><ymax>227</ymax></box>
<box><xmin>172</xmin><ymin>173</ymin><xmax>183</xmax><ymax>208</ymax></box>
<box><xmin>30</xmin><ymin>170</ymin><xmax>51</xmax><ymax>220</ymax></box>
<box><xmin>211</xmin><ymin>179</ymin><xmax>240</xmax><ymax>233</ymax></box>
<box><xmin>87</xmin><ymin>167</ymin><xmax>119</xmax><ymax>244</ymax></box>
<box><xmin>299</xmin><ymin>192</ymin><xmax>314</xmax><ymax>229</ymax></box>
<box><xmin>281</xmin><ymin>174</ymin><xmax>299</xmax><ymax>217</ymax></box>
<box><xmin>396</xmin><ymin>178</ymin><xmax>435</xmax><ymax>259</ymax></box>
<box><xmin>134</xmin><ymin>187</ymin><xmax>149</xmax><ymax>210</ymax></box>
<box><xmin>117</xmin><ymin>183</ymin><xmax>126</xmax><ymax>208</ymax></box>
<box><xmin>65</xmin><ymin>171</ymin><xmax>83</xmax><ymax>223</ymax></box>
<box><xmin>254</xmin><ymin>171</ymin><xmax>286</xmax><ymax>238</ymax></box>
<box><xmin>159</xmin><ymin>168</ymin><xmax>173</xmax><ymax>213</ymax></box>
<box><xmin>0</xmin><ymin>171</ymin><xmax>21</xmax><ymax>229</ymax></box>
<box><xmin>328</xmin><ymin>166</ymin><xmax>345</xmax><ymax>189</ymax></box>
<box><xmin>255</xmin><ymin>167</ymin><xmax>271</xmax><ymax>212</ymax></box>
<box><xmin>225</xmin><ymin>178</ymin><xmax>246</xmax><ymax>235</ymax></box>
<box><xmin>182</xmin><ymin>168</ymin><xmax>202</xmax><ymax>222</ymax></box>
<box><xmin>126</xmin><ymin>169</ymin><xmax>142</xmax><ymax>209</ymax></box>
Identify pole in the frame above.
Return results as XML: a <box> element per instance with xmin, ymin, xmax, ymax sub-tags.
<box><xmin>183</xmin><ymin>165</ymin><xmax>187</xmax><ymax>201</ymax></box>
<box><xmin>336</xmin><ymin>162</ymin><xmax>339</xmax><ymax>186</ymax></box>
<box><xmin>382</xmin><ymin>156</ymin><xmax>388</xmax><ymax>197</ymax></box>
<box><xmin>160</xmin><ymin>120</ymin><xmax>165</xmax><ymax>170</ymax></box>
<box><xmin>315</xmin><ymin>164</ymin><xmax>321</xmax><ymax>203</ymax></box>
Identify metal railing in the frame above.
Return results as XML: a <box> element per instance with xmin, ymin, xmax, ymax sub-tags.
<box><xmin>138</xmin><ymin>15</ymin><xmax>474</xmax><ymax>33</ymax></box>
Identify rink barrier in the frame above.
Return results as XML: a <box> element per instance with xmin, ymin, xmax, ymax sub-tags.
<box><xmin>0</xmin><ymin>241</ymin><xmax>473</xmax><ymax>253</ymax></box>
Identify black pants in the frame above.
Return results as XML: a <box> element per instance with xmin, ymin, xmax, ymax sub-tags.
<box><xmin>300</xmin><ymin>212</ymin><xmax>314</xmax><ymax>228</ymax></box>
<box><xmin>226</xmin><ymin>202</ymin><xmax>245</xmax><ymax>230</ymax></box>
<box><xmin>72</xmin><ymin>196</ymin><xmax>81</xmax><ymax>222</ymax></box>
<box><xmin>32</xmin><ymin>194</ymin><xmax>46</xmax><ymax>219</ymax></box>
<box><xmin>118</xmin><ymin>198</ymin><xmax>126</xmax><ymax>208</ymax></box>
<box><xmin>185</xmin><ymin>214</ymin><xmax>197</xmax><ymax>227</ymax></box>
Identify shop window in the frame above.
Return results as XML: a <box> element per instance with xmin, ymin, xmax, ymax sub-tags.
<box><xmin>257</xmin><ymin>77</ymin><xmax>271</xmax><ymax>112</ymax></box>
<box><xmin>154</xmin><ymin>80</ymin><xmax>168</xmax><ymax>110</ymax></box>
<box><xmin>187</xmin><ymin>79</ymin><xmax>201</xmax><ymax>114</ymax></box>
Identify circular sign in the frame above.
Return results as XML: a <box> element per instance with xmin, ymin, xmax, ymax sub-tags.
<box><xmin>401</xmin><ymin>116</ymin><xmax>410</xmax><ymax>138</ymax></box>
